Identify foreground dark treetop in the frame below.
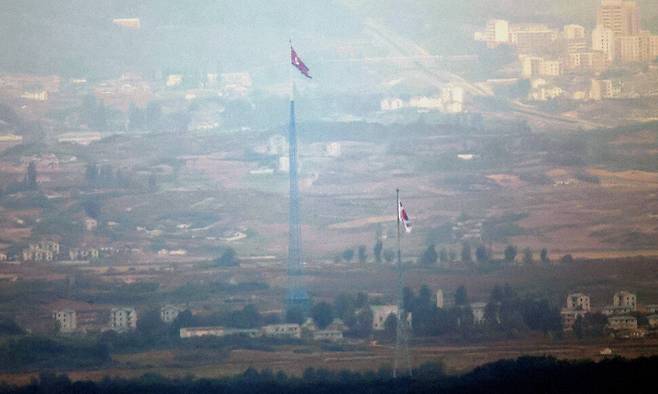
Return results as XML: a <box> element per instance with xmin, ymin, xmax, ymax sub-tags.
<box><xmin>1</xmin><ymin>356</ymin><xmax>657</xmax><ymax>394</ymax></box>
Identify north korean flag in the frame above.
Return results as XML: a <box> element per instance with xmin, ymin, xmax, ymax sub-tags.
<box><xmin>291</xmin><ymin>46</ymin><xmax>312</xmax><ymax>79</ymax></box>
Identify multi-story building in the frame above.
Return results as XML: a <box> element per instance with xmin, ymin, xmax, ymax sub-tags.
<box><xmin>521</xmin><ymin>57</ymin><xmax>561</xmax><ymax>78</ymax></box>
<box><xmin>613</xmin><ymin>291</ymin><xmax>637</xmax><ymax>311</ymax></box>
<box><xmin>53</xmin><ymin>309</ymin><xmax>77</xmax><ymax>333</ymax></box>
<box><xmin>615</xmin><ymin>32</ymin><xmax>658</xmax><ymax>63</ymax></box>
<box><xmin>110</xmin><ymin>307</ymin><xmax>138</xmax><ymax>332</ymax></box>
<box><xmin>561</xmin><ymin>292</ymin><xmax>591</xmax><ymax>331</ymax></box>
<box><xmin>566</xmin><ymin>293</ymin><xmax>591</xmax><ymax>312</ymax></box>
<box><xmin>592</xmin><ymin>25</ymin><xmax>616</xmax><ymax>62</ymax></box>
<box><xmin>160</xmin><ymin>305</ymin><xmax>183</xmax><ymax>323</ymax></box>
<box><xmin>510</xmin><ymin>24</ymin><xmax>559</xmax><ymax>54</ymax></box>
<box><xmin>616</xmin><ymin>35</ymin><xmax>642</xmax><ymax>62</ymax></box>
<box><xmin>22</xmin><ymin>241</ymin><xmax>60</xmax><ymax>262</ymax></box>
<box><xmin>474</xmin><ymin>19</ymin><xmax>510</xmax><ymax>48</ymax></box>
<box><xmin>561</xmin><ymin>309</ymin><xmax>588</xmax><ymax>331</ymax></box>
<box><xmin>540</xmin><ymin>60</ymin><xmax>562</xmax><ymax>77</ymax></box>
<box><xmin>566</xmin><ymin>39</ymin><xmax>589</xmax><ymax>54</ymax></box>
<box><xmin>566</xmin><ymin>51</ymin><xmax>608</xmax><ymax>72</ymax></box>
<box><xmin>649</xmin><ymin>35</ymin><xmax>658</xmax><ymax>61</ymax></box>
<box><xmin>563</xmin><ymin>24</ymin><xmax>586</xmax><ymax>40</ymax></box>
<box><xmin>597</xmin><ymin>0</ymin><xmax>640</xmax><ymax>36</ymax></box>
<box><xmin>607</xmin><ymin>315</ymin><xmax>637</xmax><ymax>330</ymax></box>
<box><xmin>590</xmin><ymin>79</ymin><xmax>622</xmax><ymax>100</ymax></box>
<box><xmin>370</xmin><ymin>305</ymin><xmax>398</xmax><ymax>330</ymax></box>
<box><xmin>68</xmin><ymin>248</ymin><xmax>100</xmax><ymax>261</ymax></box>
<box><xmin>522</xmin><ymin>56</ymin><xmax>543</xmax><ymax>78</ymax></box>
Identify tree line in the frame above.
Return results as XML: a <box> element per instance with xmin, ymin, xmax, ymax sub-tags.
<box><xmin>4</xmin><ymin>356</ymin><xmax>658</xmax><ymax>394</ymax></box>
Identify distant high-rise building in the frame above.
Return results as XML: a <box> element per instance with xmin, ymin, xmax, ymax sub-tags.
<box><xmin>597</xmin><ymin>0</ymin><xmax>640</xmax><ymax>36</ymax></box>
<box><xmin>563</xmin><ymin>24</ymin><xmax>586</xmax><ymax>40</ymax></box>
<box><xmin>566</xmin><ymin>51</ymin><xmax>608</xmax><ymax>72</ymax></box>
<box><xmin>592</xmin><ymin>25</ymin><xmax>616</xmax><ymax>61</ymax></box>
<box><xmin>474</xmin><ymin>19</ymin><xmax>510</xmax><ymax>48</ymax></box>
<box><xmin>509</xmin><ymin>24</ymin><xmax>559</xmax><ymax>54</ymax></box>
<box><xmin>616</xmin><ymin>32</ymin><xmax>658</xmax><ymax>63</ymax></box>
<box><xmin>616</xmin><ymin>35</ymin><xmax>642</xmax><ymax>62</ymax></box>
<box><xmin>486</xmin><ymin>19</ymin><xmax>510</xmax><ymax>43</ymax></box>
<box><xmin>521</xmin><ymin>57</ymin><xmax>561</xmax><ymax>78</ymax></box>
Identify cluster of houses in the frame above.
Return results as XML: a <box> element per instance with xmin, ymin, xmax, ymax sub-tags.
<box><xmin>54</xmin><ymin>306</ymin><xmax>139</xmax><ymax>334</ymax></box>
<box><xmin>179</xmin><ymin>319</ymin><xmax>347</xmax><ymax>342</ymax></box>
<box><xmin>53</xmin><ymin>304</ymin><xmax>189</xmax><ymax>334</ymax></box>
<box><xmin>0</xmin><ymin>240</ymin><xmax>115</xmax><ymax>263</ymax></box>
<box><xmin>561</xmin><ymin>290</ymin><xmax>658</xmax><ymax>338</ymax></box>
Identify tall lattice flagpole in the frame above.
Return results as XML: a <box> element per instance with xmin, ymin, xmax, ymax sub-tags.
<box><xmin>394</xmin><ymin>188</ymin><xmax>412</xmax><ymax>378</ymax></box>
<box><xmin>286</xmin><ymin>66</ymin><xmax>308</xmax><ymax>309</ymax></box>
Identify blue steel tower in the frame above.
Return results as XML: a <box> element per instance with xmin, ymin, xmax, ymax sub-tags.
<box><xmin>286</xmin><ymin>90</ymin><xmax>309</xmax><ymax>309</ymax></box>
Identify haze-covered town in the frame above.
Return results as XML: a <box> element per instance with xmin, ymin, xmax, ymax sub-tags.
<box><xmin>1</xmin><ymin>1</ymin><xmax>658</xmax><ymax>392</ymax></box>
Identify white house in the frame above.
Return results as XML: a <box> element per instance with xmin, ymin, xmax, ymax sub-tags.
<box><xmin>261</xmin><ymin>324</ymin><xmax>301</xmax><ymax>338</ymax></box>
<box><xmin>370</xmin><ymin>305</ymin><xmax>398</xmax><ymax>330</ymax></box>
<box><xmin>53</xmin><ymin>309</ymin><xmax>77</xmax><ymax>333</ymax></box>
<box><xmin>110</xmin><ymin>307</ymin><xmax>137</xmax><ymax>332</ymax></box>
<box><xmin>161</xmin><ymin>305</ymin><xmax>183</xmax><ymax>323</ymax></box>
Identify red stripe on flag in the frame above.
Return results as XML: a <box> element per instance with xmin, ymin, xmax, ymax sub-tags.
<box><xmin>291</xmin><ymin>47</ymin><xmax>312</xmax><ymax>79</ymax></box>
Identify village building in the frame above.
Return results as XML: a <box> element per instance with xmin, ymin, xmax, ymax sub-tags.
<box><xmin>470</xmin><ymin>302</ymin><xmax>488</xmax><ymax>325</ymax></box>
<box><xmin>607</xmin><ymin>315</ymin><xmax>637</xmax><ymax>331</ymax></box>
<box><xmin>68</xmin><ymin>248</ymin><xmax>100</xmax><ymax>261</ymax></box>
<box><xmin>53</xmin><ymin>309</ymin><xmax>77</xmax><ymax>333</ymax></box>
<box><xmin>22</xmin><ymin>241</ymin><xmax>60</xmax><ymax>262</ymax></box>
<box><xmin>561</xmin><ymin>309</ymin><xmax>588</xmax><ymax>331</ymax></box>
<box><xmin>313</xmin><ymin>330</ymin><xmax>344</xmax><ymax>342</ymax></box>
<box><xmin>370</xmin><ymin>305</ymin><xmax>398</xmax><ymax>331</ymax></box>
<box><xmin>261</xmin><ymin>324</ymin><xmax>301</xmax><ymax>338</ymax></box>
<box><xmin>110</xmin><ymin>307</ymin><xmax>137</xmax><ymax>332</ymax></box>
<box><xmin>613</xmin><ymin>291</ymin><xmax>637</xmax><ymax>311</ymax></box>
<box><xmin>560</xmin><ymin>292</ymin><xmax>591</xmax><ymax>331</ymax></box>
<box><xmin>566</xmin><ymin>293</ymin><xmax>591</xmax><ymax>312</ymax></box>
<box><xmin>180</xmin><ymin>326</ymin><xmax>226</xmax><ymax>338</ymax></box>
<box><xmin>602</xmin><ymin>305</ymin><xmax>635</xmax><ymax>316</ymax></box>
<box><xmin>160</xmin><ymin>305</ymin><xmax>183</xmax><ymax>323</ymax></box>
